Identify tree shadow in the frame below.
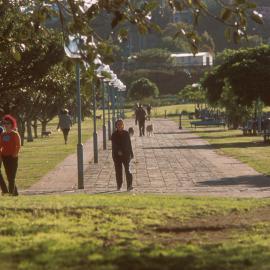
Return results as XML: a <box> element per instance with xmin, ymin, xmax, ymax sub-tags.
<box><xmin>143</xmin><ymin>141</ymin><xmax>268</xmax><ymax>150</ymax></box>
<box><xmin>197</xmin><ymin>175</ymin><xmax>270</xmax><ymax>188</ymax></box>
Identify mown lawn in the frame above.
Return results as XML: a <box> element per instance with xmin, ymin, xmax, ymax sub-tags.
<box><xmin>16</xmin><ymin>118</ymin><xmax>102</xmax><ymax>189</ymax></box>
<box><xmin>1</xmin><ymin>194</ymin><xmax>270</xmax><ymax>270</ymax></box>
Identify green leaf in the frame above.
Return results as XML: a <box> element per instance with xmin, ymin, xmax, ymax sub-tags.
<box><xmin>10</xmin><ymin>46</ymin><xmax>21</xmax><ymax>62</ymax></box>
<box><xmin>220</xmin><ymin>8</ymin><xmax>232</xmax><ymax>21</ymax></box>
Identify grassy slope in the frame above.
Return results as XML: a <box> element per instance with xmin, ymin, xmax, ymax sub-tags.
<box><xmin>1</xmin><ymin>194</ymin><xmax>270</xmax><ymax>270</ymax></box>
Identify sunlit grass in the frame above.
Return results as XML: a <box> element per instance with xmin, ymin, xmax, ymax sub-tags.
<box><xmin>15</xmin><ymin>118</ymin><xmax>102</xmax><ymax>189</ymax></box>
<box><xmin>1</xmin><ymin>194</ymin><xmax>270</xmax><ymax>270</ymax></box>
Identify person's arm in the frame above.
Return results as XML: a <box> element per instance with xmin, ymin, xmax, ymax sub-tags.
<box><xmin>13</xmin><ymin>132</ymin><xmax>21</xmax><ymax>157</ymax></box>
<box><xmin>127</xmin><ymin>133</ymin><xmax>134</xmax><ymax>159</ymax></box>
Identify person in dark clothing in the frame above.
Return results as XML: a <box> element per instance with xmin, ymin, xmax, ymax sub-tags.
<box><xmin>146</xmin><ymin>104</ymin><xmax>152</xmax><ymax>120</ymax></box>
<box><xmin>111</xmin><ymin>119</ymin><xmax>134</xmax><ymax>191</ymax></box>
<box><xmin>135</xmin><ymin>104</ymin><xmax>147</xmax><ymax>136</ymax></box>
<box><xmin>57</xmin><ymin>109</ymin><xmax>72</xmax><ymax>144</ymax></box>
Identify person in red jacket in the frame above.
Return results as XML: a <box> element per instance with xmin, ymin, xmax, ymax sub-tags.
<box><xmin>0</xmin><ymin>115</ymin><xmax>21</xmax><ymax>196</ymax></box>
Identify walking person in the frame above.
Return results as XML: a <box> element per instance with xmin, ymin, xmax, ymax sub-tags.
<box><xmin>0</xmin><ymin>115</ymin><xmax>21</xmax><ymax>196</ymax></box>
<box><xmin>135</xmin><ymin>104</ymin><xmax>147</xmax><ymax>136</ymax></box>
<box><xmin>146</xmin><ymin>104</ymin><xmax>152</xmax><ymax>120</ymax></box>
<box><xmin>111</xmin><ymin>119</ymin><xmax>134</xmax><ymax>191</ymax></box>
<box><xmin>57</xmin><ymin>109</ymin><xmax>72</xmax><ymax>144</ymax></box>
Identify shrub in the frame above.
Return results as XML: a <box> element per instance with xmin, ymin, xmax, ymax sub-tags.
<box><xmin>128</xmin><ymin>78</ymin><xmax>159</xmax><ymax>100</ymax></box>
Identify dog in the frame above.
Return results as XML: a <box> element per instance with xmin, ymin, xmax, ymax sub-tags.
<box><xmin>128</xmin><ymin>127</ymin><xmax>134</xmax><ymax>137</ymax></box>
<box><xmin>41</xmin><ymin>131</ymin><xmax>52</xmax><ymax>137</ymax></box>
<box><xmin>146</xmin><ymin>124</ymin><xmax>153</xmax><ymax>136</ymax></box>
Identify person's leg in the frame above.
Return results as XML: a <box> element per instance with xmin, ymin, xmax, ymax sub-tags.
<box><xmin>2</xmin><ymin>156</ymin><xmax>18</xmax><ymax>196</ymax></box>
<box><xmin>142</xmin><ymin>121</ymin><xmax>145</xmax><ymax>136</ymax></box>
<box><xmin>138</xmin><ymin>122</ymin><xmax>143</xmax><ymax>136</ymax></box>
<box><xmin>113</xmin><ymin>158</ymin><xmax>123</xmax><ymax>190</ymax></box>
<box><xmin>62</xmin><ymin>129</ymin><xmax>69</xmax><ymax>144</ymax></box>
<box><xmin>0</xmin><ymin>161</ymin><xmax>8</xmax><ymax>194</ymax></box>
<box><xmin>123</xmin><ymin>159</ymin><xmax>133</xmax><ymax>191</ymax></box>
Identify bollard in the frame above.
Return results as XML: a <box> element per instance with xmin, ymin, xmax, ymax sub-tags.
<box><xmin>179</xmin><ymin>113</ymin><xmax>182</xmax><ymax>129</ymax></box>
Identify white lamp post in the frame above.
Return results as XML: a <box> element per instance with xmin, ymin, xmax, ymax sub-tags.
<box><xmin>64</xmin><ymin>35</ymin><xmax>84</xmax><ymax>189</ymax></box>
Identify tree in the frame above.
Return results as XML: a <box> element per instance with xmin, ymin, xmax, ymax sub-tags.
<box><xmin>128</xmin><ymin>78</ymin><xmax>159</xmax><ymax>100</ymax></box>
<box><xmin>179</xmin><ymin>83</ymin><xmax>206</xmax><ymax>108</ymax></box>
<box><xmin>128</xmin><ymin>48</ymin><xmax>175</xmax><ymax>69</ymax></box>
<box><xmin>0</xmin><ymin>1</ymin><xmax>264</xmax><ymax>65</ymax></box>
<box><xmin>202</xmin><ymin>45</ymin><xmax>270</xmax><ymax>106</ymax></box>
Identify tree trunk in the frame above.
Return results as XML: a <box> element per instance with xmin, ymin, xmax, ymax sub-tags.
<box><xmin>32</xmin><ymin>119</ymin><xmax>38</xmax><ymax>138</ymax></box>
<box><xmin>27</xmin><ymin>119</ymin><xmax>34</xmax><ymax>142</ymax></box>
<box><xmin>19</xmin><ymin>121</ymin><xmax>26</xmax><ymax>146</ymax></box>
<box><xmin>41</xmin><ymin>121</ymin><xmax>47</xmax><ymax>134</ymax></box>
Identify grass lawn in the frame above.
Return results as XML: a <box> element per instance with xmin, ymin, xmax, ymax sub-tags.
<box><xmin>124</xmin><ymin>104</ymin><xmax>195</xmax><ymax>118</ymax></box>
<box><xmin>1</xmin><ymin>194</ymin><xmax>270</xmax><ymax>270</ymax></box>
<box><xmin>16</xmin><ymin>118</ymin><xmax>102</xmax><ymax>189</ymax></box>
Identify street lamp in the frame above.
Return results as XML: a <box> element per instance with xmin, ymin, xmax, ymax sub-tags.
<box><xmin>64</xmin><ymin>35</ymin><xmax>84</xmax><ymax>189</ymax></box>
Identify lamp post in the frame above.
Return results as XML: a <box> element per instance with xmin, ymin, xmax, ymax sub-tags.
<box><xmin>179</xmin><ymin>111</ymin><xmax>182</xmax><ymax>129</ymax></box>
<box><xmin>102</xmin><ymin>80</ymin><xmax>106</xmax><ymax>150</ymax></box>
<box><xmin>93</xmin><ymin>83</ymin><xmax>98</xmax><ymax>163</ymax></box>
<box><xmin>111</xmin><ymin>86</ymin><xmax>116</xmax><ymax>131</ymax></box>
<box><xmin>64</xmin><ymin>36</ymin><xmax>84</xmax><ymax>189</ymax></box>
<box><xmin>107</xmin><ymin>84</ymin><xmax>112</xmax><ymax>140</ymax></box>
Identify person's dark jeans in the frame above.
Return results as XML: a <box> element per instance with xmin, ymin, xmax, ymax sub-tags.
<box><xmin>113</xmin><ymin>158</ymin><xmax>133</xmax><ymax>190</ymax></box>
<box><xmin>0</xmin><ymin>161</ymin><xmax>8</xmax><ymax>194</ymax></box>
<box><xmin>62</xmin><ymin>128</ymin><xmax>70</xmax><ymax>144</ymax></box>
<box><xmin>138</xmin><ymin>121</ymin><xmax>145</xmax><ymax>136</ymax></box>
<box><xmin>2</xmin><ymin>156</ymin><xmax>18</xmax><ymax>196</ymax></box>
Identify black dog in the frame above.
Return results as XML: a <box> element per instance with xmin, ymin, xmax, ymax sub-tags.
<box><xmin>128</xmin><ymin>127</ymin><xmax>134</xmax><ymax>136</ymax></box>
<box><xmin>41</xmin><ymin>131</ymin><xmax>52</xmax><ymax>137</ymax></box>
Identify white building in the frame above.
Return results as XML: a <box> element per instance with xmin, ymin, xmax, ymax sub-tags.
<box><xmin>171</xmin><ymin>52</ymin><xmax>213</xmax><ymax>67</ymax></box>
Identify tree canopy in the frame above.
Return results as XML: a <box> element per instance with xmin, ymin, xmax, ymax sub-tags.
<box><xmin>202</xmin><ymin>45</ymin><xmax>270</xmax><ymax>105</ymax></box>
<box><xmin>129</xmin><ymin>77</ymin><xmax>159</xmax><ymax>100</ymax></box>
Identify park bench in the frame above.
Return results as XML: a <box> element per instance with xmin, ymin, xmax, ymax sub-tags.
<box><xmin>263</xmin><ymin>130</ymin><xmax>270</xmax><ymax>142</ymax></box>
<box><xmin>262</xmin><ymin>118</ymin><xmax>270</xmax><ymax>142</ymax></box>
<box><xmin>190</xmin><ymin>119</ymin><xmax>226</xmax><ymax>128</ymax></box>
<box><xmin>241</xmin><ymin>120</ymin><xmax>257</xmax><ymax>136</ymax></box>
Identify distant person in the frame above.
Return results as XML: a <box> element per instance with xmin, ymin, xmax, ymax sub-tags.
<box><xmin>146</xmin><ymin>104</ymin><xmax>152</xmax><ymax>120</ymax></box>
<box><xmin>0</xmin><ymin>115</ymin><xmax>21</xmax><ymax>196</ymax></box>
<box><xmin>57</xmin><ymin>109</ymin><xmax>72</xmax><ymax>144</ymax></box>
<box><xmin>135</xmin><ymin>104</ymin><xmax>146</xmax><ymax>136</ymax></box>
<box><xmin>111</xmin><ymin>119</ymin><xmax>134</xmax><ymax>191</ymax></box>
<box><xmin>134</xmin><ymin>103</ymin><xmax>139</xmax><ymax>125</ymax></box>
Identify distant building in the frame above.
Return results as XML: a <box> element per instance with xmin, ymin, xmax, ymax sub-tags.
<box><xmin>171</xmin><ymin>52</ymin><xmax>213</xmax><ymax>67</ymax></box>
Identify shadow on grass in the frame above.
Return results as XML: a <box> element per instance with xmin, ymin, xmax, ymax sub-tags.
<box><xmin>2</xmin><ymin>244</ymin><xmax>267</xmax><ymax>270</ymax></box>
<box><xmin>197</xmin><ymin>175</ymin><xmax>270</xmax><ymax>188</ymax></box>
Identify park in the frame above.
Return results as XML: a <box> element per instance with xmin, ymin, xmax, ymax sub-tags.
<box><xmin>1</xmin><ymin>1</ymin><xmax>270</xmax><ymax>269</ymax></box>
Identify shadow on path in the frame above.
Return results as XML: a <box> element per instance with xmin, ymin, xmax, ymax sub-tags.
<box><xmin>197</xmin><ymin>175</ymin><xmax>270</xmax><ymax>188</ymax></box>
<box><xmin>143</xmin><ymin>141</ymin><xmax>267</xmax><ymax>150</ymax></box>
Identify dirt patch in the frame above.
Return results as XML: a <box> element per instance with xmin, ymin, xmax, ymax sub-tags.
<box><xmin>143</xmin><ymin>206</ymin><xmax>270</xmax><ymax>245</ymax></box>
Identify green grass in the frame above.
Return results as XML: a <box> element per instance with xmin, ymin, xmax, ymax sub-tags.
<box><xmin>16</xmin><ymin>118</ymin><xmax>102</xmax><ymax>189</ymax></box>
<box><xmin>1</xmin><ymin>194</ymin><xmax>270</xmax><ymax>270</ymax></box>
<box><xmin>124</xmin><ymin>104</ymin><xmax>195</xmax><ymax>118</ymax></box>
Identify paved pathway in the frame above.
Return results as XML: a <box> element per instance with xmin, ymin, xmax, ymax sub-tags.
<box><xmin>24</xmin><ymin>118</ymin><xmax>270</xmax><ymax>197</ymax></box>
